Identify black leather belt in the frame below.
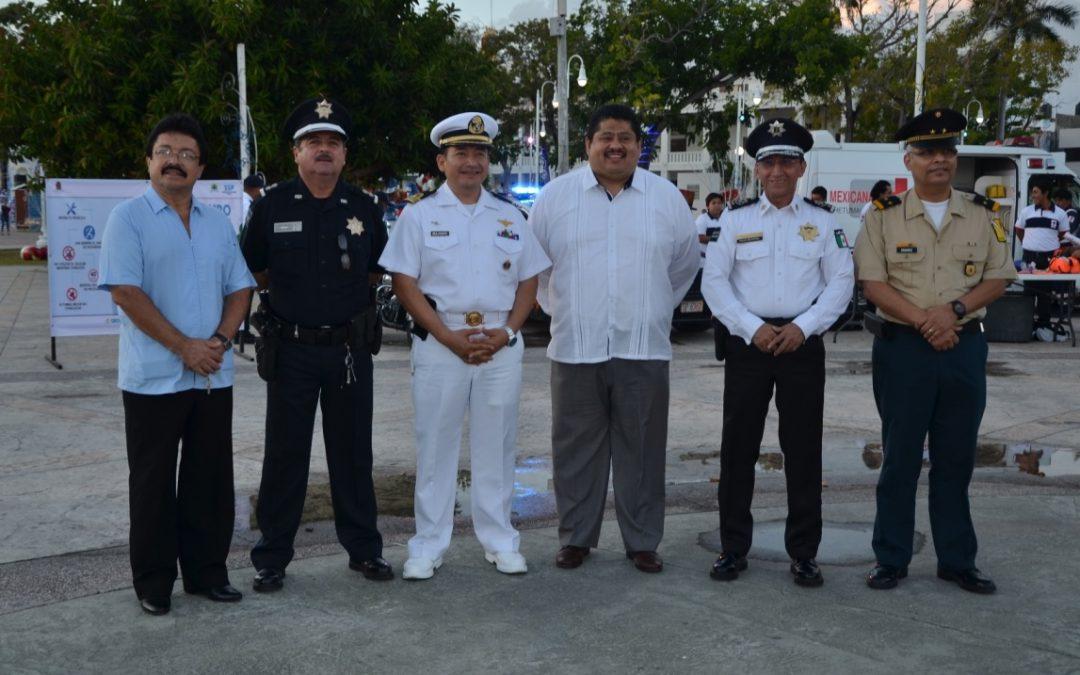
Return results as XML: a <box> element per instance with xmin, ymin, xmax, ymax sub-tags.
<box><xmin>761</xmin><ymin>317</ymin><xmax>795</xmax><ymax>326</ymax></box>
<box><xmin>279</xmin><ymin>322</ymin><xmax>350</xmax><ymax>346</ymax></box>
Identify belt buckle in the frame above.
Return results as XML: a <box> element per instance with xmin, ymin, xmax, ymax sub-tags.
<box><xmin>465</xmin><ymin>311</ymin><xmax>484</xmax><ymax>327</ymax></box>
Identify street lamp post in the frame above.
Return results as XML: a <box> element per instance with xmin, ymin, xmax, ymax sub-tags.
<box><xmin>536</xmin><ymin>80</ymin><xmax>556</xmax><ymax>186</ymax></box>
<box><xmin>962</xmin><ymin>98</ymin><xmax>985</xmax><ymax>144</ymax></box>
<box><xmin>733</xmin><ymin>82</ymin><xmax>746</xmax><ymax>193</ymax></box>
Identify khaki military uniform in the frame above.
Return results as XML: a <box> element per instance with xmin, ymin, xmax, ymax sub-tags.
<box><xmin>854</xmin><ymin>189</ymin><xmax>1017</xmax><ymax>324</ymax></box>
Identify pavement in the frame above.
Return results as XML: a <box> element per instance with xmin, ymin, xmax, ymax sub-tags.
<box><xmin>1</xmin><ymin>265</ymin><xmax>1079</xmax><ymax>673</ymax></box>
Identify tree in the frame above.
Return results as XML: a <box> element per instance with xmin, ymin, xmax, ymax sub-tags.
<box><xmin>956</xmin><ymin>0</ymin><xmax>1078</xmax><ymax>141</ymax></box>
<box><xmin>0</xmin><ymin>0</ymin><xmax>509</xmax><ymax>184</ymax></box>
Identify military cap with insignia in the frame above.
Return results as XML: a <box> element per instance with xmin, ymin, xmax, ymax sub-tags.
<box><xmin>430</xmin><ymin>112</ymin><xmax>499</xmax><ymax>148</ymax></box>
<box><xmin>283</xmin><ymin>97</ymin><xmax>353</xmax><ymax>142</ymax></box>
<box><xmin>744</xmin><ymin>117</ymin><xmax>814</xmax><ymax>161</ymax></box>
<box><xmin>894</xmin><ymin>108</ymin><xmax>966</xmax><ymax>149</ymax></box>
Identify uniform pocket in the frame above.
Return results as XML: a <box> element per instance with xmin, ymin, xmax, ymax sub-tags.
<box><xmin>493</xmin><ymin>235</ymin><xmax>523</xmax><ymax>277</ymax></box>
<box><xmin>423</xmin><ymin>229</ymin><xmax>459</xmax><ymax>250</ymax></box>
<box><xmin>270</xmin><ymin>235</ymin><xmax>308</xmax><ymax>279</ymax></box>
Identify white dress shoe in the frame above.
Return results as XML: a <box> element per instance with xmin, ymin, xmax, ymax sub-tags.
<box><xmin>402</xmin><ymin>556</ymin><xmax>442</xmax><ymax>580</ymax></box>
<box><xmin>485</xmin><ymin>551</ymin><xmax>528</xmax><ymax>575</ymax></box>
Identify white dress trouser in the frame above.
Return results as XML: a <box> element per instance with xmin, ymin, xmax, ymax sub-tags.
<box><xmin>407</xmin><ymin>334</ymin><xmax>524</xmax><ymax>560</ymax></box>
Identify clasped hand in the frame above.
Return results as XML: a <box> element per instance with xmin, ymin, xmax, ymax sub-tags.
<box><xmin>442</xmin><ymin>328</ymin><xmax>510</xmax><ymax>365</ymax></box>
<box><xmin>180</xmin><ymin>337</ymin><xmax>226</xmax><ymax>376</ymax></box>
<box><xmin>917</xmin><ymin>305</ymin><xmax>960</xmax><ymax>351</ymax></box>
<box><xmin>751</xmin><ymin>322</ymin><xmax>805</xmax><ymax>356</ymax></box>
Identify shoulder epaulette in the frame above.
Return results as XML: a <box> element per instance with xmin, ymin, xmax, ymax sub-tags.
<box><xmin>408</xmin><ymin>190</ymin><xmax>438</xmax><ymax>204</ymax></box>
<box><xmin>969</xmin><ymin>192</ymin><xmax>1001</xmax><ymax>212</ymax></box>
<box><xmin>803</xmin><ymin>197</ymin><xmax>833</xmax><ymax>212</ymax></box>
<box><xmin>873</xmin><ymin>195</ymin><xmax>902</xmax><ymax>211</ymax></box>
<box><xmin>727</xmin><ymin>197</ymin><xmax>759</xmax><ymax>212</ymax></box>
<box><xmin>263</xmin><ymin>181</ymin><xmax>281</xmax><ymax>193</ymax></box>
<box><xmin>489</xmin><ymin>190</ymin><xmax>530</xmax><ymax>219</ymax></box>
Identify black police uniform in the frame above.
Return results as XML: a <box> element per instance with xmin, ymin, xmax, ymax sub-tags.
<box><xmin>241</xmin><ymin>165</ymin><xmax>388</xmax><ymax>574</ymax></box>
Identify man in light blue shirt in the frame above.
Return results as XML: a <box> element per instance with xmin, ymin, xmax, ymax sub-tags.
<box><xmin>98</xmin><ymin>113</ymin><xmax>254</xmax><ymax>616</ymax></box>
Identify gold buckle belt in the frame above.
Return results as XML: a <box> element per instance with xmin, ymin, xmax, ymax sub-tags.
<box><xmin>464</xmin><ymin>311</ymin><xmax>485</xmax><ymax>327</ymax></box>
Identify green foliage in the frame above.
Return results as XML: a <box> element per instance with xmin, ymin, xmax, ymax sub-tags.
<box><xmin>0</xmin><ymin>0</ymin><xmax>509</xmax><ymax>184</ymax></box>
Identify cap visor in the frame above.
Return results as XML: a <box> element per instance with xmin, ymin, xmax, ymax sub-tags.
<box><xmin>293</xmin><ymin>122</ymin><xmax>347</xmax><ymax>140</ymax></box>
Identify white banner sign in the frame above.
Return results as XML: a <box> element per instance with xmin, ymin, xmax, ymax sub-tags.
<box><xmin>45</xmin><ymin>178</ymin><xmax>244</xmax><ymax>337</ymax></box>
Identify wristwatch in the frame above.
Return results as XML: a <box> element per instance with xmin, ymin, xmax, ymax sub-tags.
<box><xmin>951</xmin><ymin>300</ymin><xmax>967</xmax><ymax>318</ymax></box>
<box><xmin>502</xmin><ymin>326</ymin><xmax>518</xmax><ymax>347</ymax></box>
<box><xmin>211</xmin><ymin>332</ymin><xmax>232</xmax><ymax>349</ymax></box>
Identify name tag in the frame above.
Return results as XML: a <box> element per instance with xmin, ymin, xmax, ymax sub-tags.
<box><xmin>430</xmin><ymin>230</ymin><xmax>450</xmax><ymax>237</ymax></box>
<box><xmin>895</xmin><ymin>243</ymin><xmax>918</xmax><ymax>254</ymax></box>
<box><xmin>273</xmin><ymin>221</ymin><xmax>303</xmax><ymax>233</ymax></box>
<box><xmin>736</xmin><ymin>232</ymin><xmax>764</xmax><ymax>244</ymax></box>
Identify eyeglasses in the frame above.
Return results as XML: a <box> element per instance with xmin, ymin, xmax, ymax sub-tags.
<box><xmin>153</xmin><ymin>147</ymin><xmax>200</xmax><ymax>163</ymax></box>
<box><xmin>337</xmin><ymin>233</ymin><xmax>351</xmax><ymax>271</ymax></box>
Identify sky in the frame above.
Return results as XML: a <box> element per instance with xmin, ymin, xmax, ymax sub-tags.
<box><xmin>450</xmin><ymin>0</ymin><xmax>1080</xmax><ymax>116</ymax></box>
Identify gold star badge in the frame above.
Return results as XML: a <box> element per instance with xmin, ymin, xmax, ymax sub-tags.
<box><xmin>315</xmin><ymin>99</ymin><xmax>333</xmax><ymax>120</ymax></box>
<box><xmin>768</xmin><ymin>120</ymin><xmax>785</xmax><ymax>137</ymax></box>
<box><xmin>346</xmin><ymin>217</ymin><xmax>364</xmax><ymax>236</ymax></box>
<box><xmin>798</xmin><ymin>224</ymin><xmax>819</xmax><ymax>241</ymax></box>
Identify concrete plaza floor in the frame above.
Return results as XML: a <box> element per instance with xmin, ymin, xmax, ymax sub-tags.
<box><xmin>0</xmin><ymin>266</ymin><xmax>1078</xmax><ymax>673</ymax></box>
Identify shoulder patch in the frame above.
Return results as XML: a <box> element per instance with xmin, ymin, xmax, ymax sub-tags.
<box><xmin>803</xmin><ymin>197</ymin><xmax>834</xmax><ymax>212</ymax></box>
<box><xmin>263</xmin><ymin>181</ymin><xmax>281</xmax><ymax>193</ymax></box>
<box><xmin>727</xmin><ymin>197</ymin><xmax>760</xmax><ymax>212</ymax></box>
<box><xmin>489</xmin><ymin>190</ymin><xmax>530</xmax><ymax>219</ymax></box>
<box><xmin>873</xmin><ymin>195</ymin><xmax>902</xmax><ymax>211</ymax></box>
<box><xmin>969</xmin><ymin>192</ymin><xmax>1001</xmax><ymax>212</ymax></box>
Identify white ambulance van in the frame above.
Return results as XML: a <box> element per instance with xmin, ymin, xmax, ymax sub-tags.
<box><xmin>798</xmin><ymin>131</ymin><xmax>1080</xmax><ymax>260</ymax></box>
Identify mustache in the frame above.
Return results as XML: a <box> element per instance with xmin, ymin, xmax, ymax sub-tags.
<box><xmin>162</xmin><ymin>164</ymin><xmax>187</xmax><ymax>177</ymax></box>
<box><xmin>315</xmin><ymin>152</ymin><xmax>334</xmax><ymax>161</ymax></box>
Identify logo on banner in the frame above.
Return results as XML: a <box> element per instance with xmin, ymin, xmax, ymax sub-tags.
<box><xmin>88</xmin><ymin>268</ymin><xmax>99</xmax><ymax>284</ymax></box>
<box><xmin>62</xmin><ymin>246</ymin><xmax>76</xmax><ymax>261</ymax></box>
<box><xmin>83</xmin><ymin>225</ymin><xmax>95</xmax><ymax>240</ymax></box>
<box><xmin>66</xmin><ymin>288</ymin><xmax>78</xmax><ymax>301</ymax></box>
<box><xmin>66</xmin><ymin>203</ymin><xmax>77</xmax><ymax>216</ymax></box>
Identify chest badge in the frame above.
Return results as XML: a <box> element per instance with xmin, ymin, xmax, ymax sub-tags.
<box><xmin>497</xmin><ymin>218</ymin><xmax>513</xmax><ymax>228</ymax></box>
<box><xmin>964</xmin><ymin>261</ymin><xmax>976</xmax><ymax>277</ymax></box>
<box><xmin>798</xmin><ymin>224</ymin><xmax>819</xmax><ymax>242</ymax></box>
<box><xmin>346</xmin><ymin>217</ymin><xmax>365</xmax><ymax>236</ymax></box>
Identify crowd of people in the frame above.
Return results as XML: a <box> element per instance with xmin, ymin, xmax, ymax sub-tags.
<box><xmin>100</xmin><ymin>100</ymin><xmax>1015</xmax><ymax>616</ymax></box>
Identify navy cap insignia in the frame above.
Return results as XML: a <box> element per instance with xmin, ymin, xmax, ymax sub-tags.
<box><xmin>468</xmin><ymin>115</ymin><xmax>485</xmax><ymax>134</ymax></box>
<box><xmin>768</xmin><ymin>120</ymin><xmax>785</xmax><ymax>137</ymax></box>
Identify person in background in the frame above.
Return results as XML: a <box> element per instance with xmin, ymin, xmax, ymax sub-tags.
<box><xmin>1052</xmin><ymin>188</ymin><xmax>1078</xmax><ymax>237</ymax></box>
<box><xmin>859</xmin><ymin>180</ymin><xmax>893</xmax><ymax>223</ymax></box>
<box><xmin>1015</xmin><ymin>180</ymin><xmax>1070</xmax><ymax>341</ymax></box>
<box><xmin>810</xmin><ymin>186</ymin><xmax>829</xmax><ymax>207</ymax></box>
<box><xmin>695</xmin><ymin>192</ymin><xmax>725</xmax><ymax>263</ymax></box>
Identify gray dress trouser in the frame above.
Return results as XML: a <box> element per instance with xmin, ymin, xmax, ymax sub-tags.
<box><xmin>551</xmin><ymin>359</ymin><xmax>669</xmax><ymax>552</ymax></box>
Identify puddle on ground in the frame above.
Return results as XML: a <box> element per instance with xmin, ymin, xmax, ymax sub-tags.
<box><xmin>677</xmin><ymin>448</ymin><xmax>783</xmax><ymax>472</ymax></box>
<box><xmin>245</xmin><ymin>456</ymin><xmax>554</xmax><ymax>530</ymax></box>
<box><xmin>861</xmin><ymin>442</ymin><xmax>1080</xmax><ymax>477</ymax></box>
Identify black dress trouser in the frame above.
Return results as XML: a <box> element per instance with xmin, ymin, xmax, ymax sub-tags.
<box><xmin>251</xmin><ymin>340</ymin><xmax>382</xmax><ymax>571</ymax></box>
<box><xmin>718</xmin><ymin>333</ymin><xmax>825</xmax><ymax>560</ymax></box>
<box><xmin>123</xmin><ymin>387</ymin><xmax>235</xmax><ymax>600</ymax></box>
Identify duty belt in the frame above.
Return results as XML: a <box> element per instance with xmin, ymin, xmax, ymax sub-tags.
<box><xmin>437</xmin><ymin>309</ymin><xmax>510</xmax><ymax>329</ymax></box>
<box><xmin>279</xmin><ymin>322</ymin><xmax>351</xmax><ymax>346</ymax></box>
<box><xmin>885</xmin><ymin>319</ymin><xmax>984</xmax><ymax>338</ymax></box>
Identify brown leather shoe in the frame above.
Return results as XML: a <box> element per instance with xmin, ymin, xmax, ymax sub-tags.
<box><xmin>555</xmin><ymin>545</ymin><xmax>590</xmax><ymax>569</ymax></box>
<box><xmin>627</xmin><ymin>550</ymin><xmax>663</xmax><ymax>573</ymax></box>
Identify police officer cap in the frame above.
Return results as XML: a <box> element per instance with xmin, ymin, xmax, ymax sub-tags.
<box><xmin>283</xmin><ymin>97</ymin><xmax>353</xmax><ymax>142</ymax></box>
<box><xmin>894</xmin><ymin>108</ymin><xmax>966</xmax><ymax>149</ymax></box>
<box><xmin>744</xmin><ymin>117</ymin><xmax>813</xmax><ymax>161</ymax></box>
<box><xmin>243</xmin><ymin>172</ymin><xmax>265</xmax><ymax>189</ymax></box>
<box><xmin>430</xmin><ymin>112</ymin><xmax>499</xmax><ymax>148</ymax></box>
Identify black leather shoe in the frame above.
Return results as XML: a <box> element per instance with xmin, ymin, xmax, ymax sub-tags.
<box><xmin>555</xmin><ymin>545</ymin><xmax>590</xmax><ymax>569</ymax></box>
<box><xmin>139</xmin><ymin>596</ymin><xmax>171</xmax><ymax>616</ymax></box>
<box><xmin>937</xmin><ymin>567</ymin><xmax>996</xmax><ymax>594</ymax></box>
<box><xmin>349</xmin><ymin>557</ymin><xmax>394</xmax><ymax>581</ymax></box>
<box><xmin>187</xmin><ymin>584</ymin><xmax>243</xmax><ymax>602</ymax></box>
<box><xmin>252</xmin><ymin>568</ymin><xmax>285</xmax><ymax>593</ymax></box>
<box><xmin>866</xmin><ymin>563</ymin><xmax>908</xmax><ymax>590</ymax></box>
<box><xmin>709</xmin><ymin>553</ymin><xmax>747</xmax><ymax>581</ymax></box>
<box><xmin>790</xmin><ymin>559</ymin><xmax>824</xmax><ymax>587</ymax></box>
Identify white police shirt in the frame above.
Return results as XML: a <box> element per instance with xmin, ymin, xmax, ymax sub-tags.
<box><xmin>702</xmin><ymin>195</ymin><xmax>854</xmax><ymax>344</ymax></box>
<box><xmin>1015</xmin><ymin>204</ymin><xmax>1069</xmax><ymax>253</ymax></box>
<box><xmin>531</xmin><ymin>166</ymin><xmax>700</xmax><ymax>364</ymax></box>
<box><xmin>379</xmin><ymin>183</ymin><xmax>551</xmax><ymax>313</ymax></box>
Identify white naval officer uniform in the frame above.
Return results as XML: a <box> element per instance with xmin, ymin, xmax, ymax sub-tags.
<box><xmin>379</xmin><ymin>182</ymin><xmax>551</xmax><ymax>563</ymax></box>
